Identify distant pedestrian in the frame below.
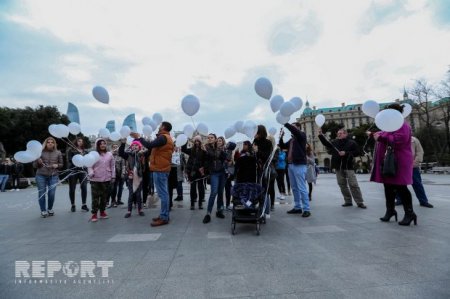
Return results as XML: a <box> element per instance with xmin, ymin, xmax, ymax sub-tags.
<box><xmin>108</xmin><ymin>144</ymin><xmax>126</xmax><ymax>207</ymax></box>
<box><xmin>275</xmin><ymin>147</ymin><xmax>287</xmax><ymax>200</ymax></box>
<box><xmin>11</xmin><ymin>158</ymin><xmax>24</xmax><ymax>191</ymax></box>
<box><xmin>318</xmin><ymin>128</ymin><xmax>367</xmax><ymax>209</ymax></box>
<box><xmin>88</xmin><ymin>138</ymin><xmax>115</xmax><ymax>223</ymax></box>
<box><xmin>395</xmin><ymin>136</ymin><xmax>433</xmax><ymax>208</ymax></box>
<box><xmin>0</xmin><ymin>158</ymin><xmax>12</xmax><ymax>192</ymax></box>
<box><xmin>33</xmin><ymin>137</ymin><xmax>63</xmax><ymax>218</ymax></box>
<box><xmin>119</xmin><ymin>140</ymin><xmax>146</xmax><ymax>218</ymax></box>
<box><xmin>306</xmin><ymin>144</ymin><xmax>317</xmax><ymax>201</ymax></box>
<box><xmin>66</xmin><ymin>137</ymin><xmax>89</xmax><ymax>212</ymax></box>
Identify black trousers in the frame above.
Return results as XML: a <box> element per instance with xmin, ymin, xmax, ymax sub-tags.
<box><xmin>275</xmin><ymin>169</ymin><xmax>286</xmax><ymax>194</ymax></box>
<box><xmin>190</xmin><ymin>178</ymin><xmax>205</xmax><ymax>207</ymax></box>
<box><xmin>383</xmin><ymin>184</ymin><xmax>413</xmax><ymax>213</ymax></box>
<box><xmin>69</xmin><ymin>172</ymin><xmax>88</xmax><ymax>205</ymax></box>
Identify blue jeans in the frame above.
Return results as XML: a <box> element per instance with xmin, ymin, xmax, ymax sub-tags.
<box><xmin>0</xmin><ymin>174</ymin><xmax>9</xmax><ymax>192</ymax></box>
<box><xmin>153</xmin><ymin>172</ymin><xmax>170</xmax><ymax>221</ymax></box>
<box><xmin>396</xmin><ymin>167</ymin><xmax>429</xmax><ymax>204</ymax></box>
<box><xmin>207</xmin><ymin>171</ymin><xmax>226</xmax><ymax>213</ymax></box>
<box><xmin>36</xmin><ymin>175</ymin><xmax>59</xmax><ymax>212</ymax></box>
<box><xmin>288</xmin><ymin>164</ymin><xmax>310</xmax><ymax>211</ymax></box>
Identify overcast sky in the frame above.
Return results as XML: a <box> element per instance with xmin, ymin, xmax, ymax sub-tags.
<box><xmin>1</xmin><ymin>0</ymin><xmax>449</xmax><ymax>138</ymax></box>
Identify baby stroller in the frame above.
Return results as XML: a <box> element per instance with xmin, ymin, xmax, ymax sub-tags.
<box><xmin>231</xmin><ymin>151</ymin><xmax>268</xmax><ymax>235</ymax></box>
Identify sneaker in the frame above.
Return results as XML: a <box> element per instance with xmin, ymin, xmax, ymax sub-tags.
<box><xmin>357</xmin><ymin>203</ymin><xmax>367</xmax><ymax>209</ymax></box>
<box><xmin>302</xmin><ymin>211</ymin><xmax>311</xmax><ymax>217</ymax></box>
<box><xmin>216</xmin><ymin>211</ymin><xmax>225</xmax><ymax>219</ymax></box>
<box><xmin>91</xmin><ymin>213</ymin><xmax>98</xmax><ymax>222</ymax></box>
<box><xmin>113</xmin><ymin>203</ymin><xmax>118</xmax><ymax>208</ymax></box>
<box><xmin>81</xmin><ymin>205</ymin><xmax>89</xmax><ymax>212</ymax></box>
<box><xmin>190</xmin><ymin>206</ymin><xmax>195</xmax><ymax>210</ymax></box>
<box><xmin>342</xmin><ymin>203</ymin><xmax>353</xmax><ymax>207</ymax></box>
<box><xmin>270</xmin><ymin>205</ymin><xmax>275</xmax><ymax>211</ymax></box>
<box><xmin>48</xmin><ymin>210</ymin><xmax>54</xmax><ymax>216</ymax></box>
<box><xmin>151</xmin><ymin>218</ymin><xmax>169</xmax><ymax>227</ymax></box>
<box><xmin>420</xmin><ymin>202</ymin><xmax>434</xmax><ymax>208</ymax></box>
<box><xmin>99</xmin><ymin>211</ymin><xmax>109</xmax><ymax>219</ymax></box>
<box><xmin>174</xmin><ymin>196</ymin><xmax>183</xmax><ymax>202</ymax></box>
<box><xmin>279</xmin><ymin>195</ymin><xmax>286</xmax><ymax>200</ymax></box>
<box><xmin>198</xmin><ymin>205</ymin><xmax>203</xmax><ymax>210</ymax></box>
<box><xmin>226</xmin><ymin>206</ymin><xmax>232</xmax><ymax>212</ymax></box>
<box><xmin>124</xmin><ymin>212</ymin><xmax>131</xmax><ymax>218</ymax></box>
<box><xmin>41</xmin><ymin>211</ymin><xmax>48</xmax><ymax>218</ymax></box>
<box><xmin>138</xmin><ymin>210</ymin><xmax>145</xmax><ymax>216</ymax></box>
<box><xmin>287</xmin><ymin>209</ymin><xmax>302</xmax><ymax>214</ymax></box>
<box><xmin>15</xmin><ymin>189</ymin><xmax>20</xmax><ymax>191</ymax></box>
<box><xmin>117</xmin><ymin>201</ymin><xmax>124</xmax><ymax>205</ymax></box>
<box><xmin>143</xmin><ymin>203</ymin><xmax>147</xmax><ymax>208</ymax></box>
<box><xmin>71</xmin><ymin>205</ymin><xmax>76</xmax><ymax>212</ymax></box>
<box><xmin>203</xmin><ymin>214</ymin><xmax>211</xmax><ymax>224</ymax></box>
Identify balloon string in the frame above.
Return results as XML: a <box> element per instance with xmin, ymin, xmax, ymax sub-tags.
<box><xmin>362</xmin><ymin>123</ymin><xmax>375</xmax><ymax>156</ymax></box>
<box><xmin>190</xmin><ymin>116</ymin><xmax>197</xmax><ymax>131</ymax></box>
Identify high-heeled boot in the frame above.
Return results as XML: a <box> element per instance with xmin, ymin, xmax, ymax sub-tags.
<box><xmin>398</xmin><ymin>211</ymin><xmax>417</xmax><ymax>226</ymax></box>
<box><xmin>380</xmin><ymin>210</ymin><xmax>397</xmax><ymax>222</ymax></box>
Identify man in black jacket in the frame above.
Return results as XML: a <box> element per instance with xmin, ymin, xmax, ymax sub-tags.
<box><xmin>279</xmin><ymin>122</ymin><xmax>310</xmax><ymax>217</ymax></box>
<box><xmin>318</xmin><ymin>129</ymin><xmax>366</xmax><ymax>208</ymax></box>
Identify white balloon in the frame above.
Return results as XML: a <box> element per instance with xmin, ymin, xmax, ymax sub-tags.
<box><xmin>268</xmin><ymin>127</ymin><xmax>277</xmax><ymax>136</ymax></box>
<box><xmin>175</xmin><ymin>134</ymin><xmax>188</xmax><ymax>146</ymax></box>
<box><xmin>109</xmin><ymin>132</ymin><xmax>121</xmax><ymax>142</ymax></box>
<box><xmin>26</xmin><ymin>140</ymin><xmax>42</xmax><ymax>156</ymax></box>
<box><xmin>143</xmin><ymin>125</ymin><xmax>153</xmax><ymax>137</ymax></box>
<box><xmin>83</xmin><ymin>154</ymin><xmax>96</xmax><ymax>167</ymax></box>
<box><xmin>254</xmin><ymin>77</ymin><xmax>273</xmax><ymax>100</ymax></box>
<box><xmin>88</xmin><ymin>151</ymin><xmax>100</xmax><ymax>163</ymax></box>
<box><xmin>183</xmin><ymin>124</ymin><xmax>195</xmax><ymax>138</ymax></box>
<box><xmin>375</xmin><ymin>109</ymin><xmax>404</xmax><ymax>132</ymax></box>
<box><xmin>224</xmin><ymin>127</ymin><xmax>236</xmax><ymax>139</ymax></box>
<box><xmin>402</xmin><ymin>103</ymin><xmax>412</xmax><ymax>118</ymax></box>
<box><xmin>48</xmin><ymin>124</ymin><xmax>58</xmax><ymax>138</ymax></box>
<box><xmin>244</xmin><ymin>126</ymin><xmax>257</xmax><ymax>139</ymax></box>
<box><xmin>196</xmin><ymin>123</ymin><xmax>208</xmax><ymax>135</ymax></box>
<box><xmin>152</xmin><ymin>113</ymin><xmax>163</xmax><ymax>125</ymax></box>
<box><xmin>72</xmin><ymin>154</ymin><xmax>84</xmax><ymax>167</ymax></box>
<box><xmin>92</xmin><ymin>86</ymin><xmax>109</xmax><ymax>104</ymax></box>
<box><xmin>289</xmin><ymin>97</ymin><xmax>303</xmax><ymax>111</ymax></box>
<box><xmin>362</xmin><ymin>100</ymin><xmax>379</xmax><ymax>118</ymax></box>
<box><xmin>276</xmin><ymin>112</ymin><xmax>290</xmax><ymax>125</ymax></box>
<box><xmin>181</xmin><ymin>95</ymin><xmax>200</xmax><ymax>116</ymax></box>
<box><xmin>14</xmin><ymin>151</ymin><xmax>36</xmax><ymax>163</ymax></box>
<box><xmin>315</xmin><ymin>114</ymin><xmax>326</xmax><ymax>127</ymax></box>
<box><xmin>142</xmin><ymin>117</ymin><xmax>152</xmax><ymax>126</ymax></box>
<box><xmin>279</xmin><ymin>101</ymin><xmax>296</xmax><ymax>117</ymax></box>
<box><xmin>270</xmin><ymin>95</ymin><xmax>284</xmax><ymax>112</ymax></box>
<box><xmin>119</xmin><ymin>126</ymin><xmax>131</xmax><ymax>138</ymax></box>
<box><xmin>56</xmin><ymin>124</ymin><xmax>70</xmax><ymax>138</ymax></box>
<box><xmin>68</xmin><ymin>122</ymin><xmax>81</xmax><ymax>135</ymax></box>
<box><xmin>126</xmin><ymin>136</ymin><xmax>134</xmax><ymax>145</ymax></box>
<box><xmin>99</xmin><ymin>128</ymin><xmax>110</xmax><ymax>138</ymax></box>
<box><xmin>234</xmin><ymin>121</ymin><xmax>244</xmax><ymax>133</ymax></box>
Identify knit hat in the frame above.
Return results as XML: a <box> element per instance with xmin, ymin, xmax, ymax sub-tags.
<box><xmin>130</xmin><ymin>140</ymin><xmax>143</xmax><ymax>149</ymax></box>
<box><xmin>193</xmin><ymin>135</ymin><xmax>202</xmax><ymax>142</ymax></box>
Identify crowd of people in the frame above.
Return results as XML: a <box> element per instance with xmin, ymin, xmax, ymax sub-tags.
<box><xmin>30</xmin><ymin>106</ymin><xmax>434</xmax><ymax>227</ymax></box>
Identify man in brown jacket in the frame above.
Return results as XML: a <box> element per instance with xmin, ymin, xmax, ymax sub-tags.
<box><xmin>132</xmin><ymin>121</ymin><xmax>174</xmax><ymax>226</ymax></box>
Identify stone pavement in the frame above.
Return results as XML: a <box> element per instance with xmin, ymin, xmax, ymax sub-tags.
<box><xmin>0</xmin><ymin>174</ymin><xmax>449</xmax><ymax>299</ymax></box>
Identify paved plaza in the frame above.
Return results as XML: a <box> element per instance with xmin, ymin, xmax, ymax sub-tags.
<box><xmin>0</xmin><ymin>173</ymin><xmax>449</xmax><ymax>299</ymax></box>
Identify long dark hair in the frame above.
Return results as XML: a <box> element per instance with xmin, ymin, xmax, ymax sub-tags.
<box><xmin>256</xmin><ymin>125</ymin><xmax>267</xmax><ymax>139</ymax></box>
<box><xmin>386</xmin><ymin>103</ymin><xmax>404</xmax><ymax>113</ymax></box>
<box><xmin>306</xmin><ymin>143</ymin><xmax>313</xmax><ymax>156</ymax></box>
<box><xmin>74</xmin><ymin>137</ymin><xmax>85</xmax><ymax>150</ymax></box>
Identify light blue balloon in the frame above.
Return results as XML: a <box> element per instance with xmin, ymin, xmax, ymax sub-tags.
<box><xmin>92</xmin><ymin>86</ymin><xmax>109</xmax><ymax>104</ymax></box>
<box><xmin>254</xmin><ymin>77</ymin><xmax>273</xmax><ymax>100</ymax></box>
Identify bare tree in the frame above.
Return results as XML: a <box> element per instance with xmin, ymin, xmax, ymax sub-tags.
<box><xmin>434</xmin><ymin>68</ymin><xmax>450</xmax><ymax>156</ymax></box>
<box><xmin>408</xmin><ymin>79</ymin><xmax>442</xmax><ymax>162</ymax></box>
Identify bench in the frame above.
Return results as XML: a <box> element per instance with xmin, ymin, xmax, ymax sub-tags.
<box><xmin>431</xmin><ymin>167</ymin><xmax>450</xmax><ymax>174</ymax></box>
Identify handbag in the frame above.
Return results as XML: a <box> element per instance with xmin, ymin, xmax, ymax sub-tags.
<box><xmin>382</xmin><ymin>144</ymin><xmax>397</xmax><ymax>177</ymax></box>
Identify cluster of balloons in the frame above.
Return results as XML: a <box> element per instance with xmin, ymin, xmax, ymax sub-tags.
<box><xmin>14</xmin><ymin>140</ymin><xmax>43</xmax><ymax>163</ymax></box>
<box><xmin>223</xmin><ymin>120</ymin><xmax>257</xmax><ymax>139</ymax></box>
<box><xmin>361</xmin><ymin>100</ymin><xmax>412</xmax><ymax>132</ymax></box>
<box><xmin>72</xmin><ymin>151</ymin><xmax>100</xmax><ymax>168</ymax></box>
